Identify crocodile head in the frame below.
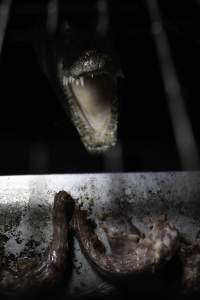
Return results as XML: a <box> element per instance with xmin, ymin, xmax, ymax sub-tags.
<box><xmin>40</xmin><ymin>24</ymin><xmax>122</xmax><ymax>153</ymax></box>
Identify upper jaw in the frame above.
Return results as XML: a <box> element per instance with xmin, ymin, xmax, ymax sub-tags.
<box><xmin>63</xmin><ymin>50</ymin><xmax>121</xmax><ymax>81</ymax></box>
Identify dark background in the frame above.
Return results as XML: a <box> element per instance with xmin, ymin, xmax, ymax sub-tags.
<box><xmin>1</xmin><ymin>0</ymin><xmax>200</xmax><ymax>174</ymax></box>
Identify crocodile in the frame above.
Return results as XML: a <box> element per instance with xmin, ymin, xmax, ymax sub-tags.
<box><xmin>35</xmin><ymin>20</ymin><xmax>122</xmax><ymax>154</ymax></box>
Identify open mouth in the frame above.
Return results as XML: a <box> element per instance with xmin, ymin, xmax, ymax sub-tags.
<box><xmin>64</xmin><ymin>72</ymin><xmax>116</xmax><ymax>132</ymax></box>
<box><xmin>58</xmin><ymin>51</ymin><xmax>120</xmax><ymax>153</ymax></box>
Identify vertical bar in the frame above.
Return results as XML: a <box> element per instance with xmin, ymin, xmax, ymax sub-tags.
<box><xmin>29</xmin><ymin>141</ymin><xmax>49</xmax><ymax>174</ymax></box>
<box><xmin>0</xmin><ymin>0</ymin><xmax>12</xmax><ymax>58</ymax></box>
<box><xmin>46</xmin><ymin>0</ymin><xmax>58</xmax><ymax>34</ymax></box>
<box><xmin>103</xmin><ymin>142</ymin><xmax>124</xmax><ymax>172</ymax></box>
<box><xmin>146</xmin><ymin>0</ymin><xmax>200</xmax><ymax>170</ymax></box>
<box><xmin>97</xmin><ymin>0</ymin><xmax>109</xmax><ymax>35</ymax></box>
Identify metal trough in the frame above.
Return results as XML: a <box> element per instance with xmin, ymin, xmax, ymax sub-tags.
<box><xmin>0</xmin><ymin>172</ymin><xmax>199</xmax><ymax>298</ymax></box>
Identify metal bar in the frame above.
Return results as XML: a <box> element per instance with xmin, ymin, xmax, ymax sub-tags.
<box><xmin>146</xmin><ymin>0</ymin><xmax>200</xmax><ymax>170</ymax></box>
<box><xmin>103</xmin><ymin>142</ymin><xmax>124</xmax><ymax>171</ymax></box>
<box><xmin>0</xmin><ymin>0</ymin><xmax>12</xmax><ymax>58</ymax></box>
<box><xmin>97</xmin><ymin>0</ymin><xmax>109</xmax><ymax>35</ymax></box>
<box><xmin>10</xmin><ymin>2</ymin><xmax>136</xmax><ymax>16</ymax></box>
<box><xmin>46</xmin><ymin>0</ymin><xmax>58</xmax><ymax>34</ymax></box>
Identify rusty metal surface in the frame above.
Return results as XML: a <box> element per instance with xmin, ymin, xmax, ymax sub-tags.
<box><xmin>0</xmin><ymin>172</ymin><xmax>199</xmax><ymax>297</ymax></box>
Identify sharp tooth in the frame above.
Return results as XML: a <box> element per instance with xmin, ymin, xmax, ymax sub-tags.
<box><xmin>71</xmin><ymin>77</ymin><xmax>75</xmax><ymax>84</ymax></box>
<box><xmin>64</xmin><ymin>76</ymin><xmax>69</xmax><ymax>86</ymax></box>
<box><xmin>76</xmin><ymin>79</ymin><xmax>80</xmax><ymax>86</ymax></box>
<box><xmin>80</xmin><ymin>76</ymin><xmax>84</xmax><ymax>87</ymax></box>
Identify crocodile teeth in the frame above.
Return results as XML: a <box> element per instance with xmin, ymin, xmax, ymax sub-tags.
<box><xmin>80</xmin><ymin>76</ymin><xmax>84</xmax><ymax>87</ymax></box>
<box><xmin>61</xmin><ymin>71</ymin><xmax>118</xmax><ymax>153</ymax></box>
<box><xmin>70</xmin><ymin>77</ymin><xmax>75</xmax><ymax>84</ymax></box>
<box><xmin>63</xmin><ymin>76</ymin><xmax>85</xmax><ymax>87</ymax></box>
<box><xmin>63</xmin><ymin>76</ymin><xmax>68</xmax><ymax>86</ymax></box>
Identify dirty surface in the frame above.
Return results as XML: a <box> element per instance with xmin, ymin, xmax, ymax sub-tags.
<box><xmin>0</xmin><ymin>172</ymin><xmax>199</xmax><ymax>297</ymax></box>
